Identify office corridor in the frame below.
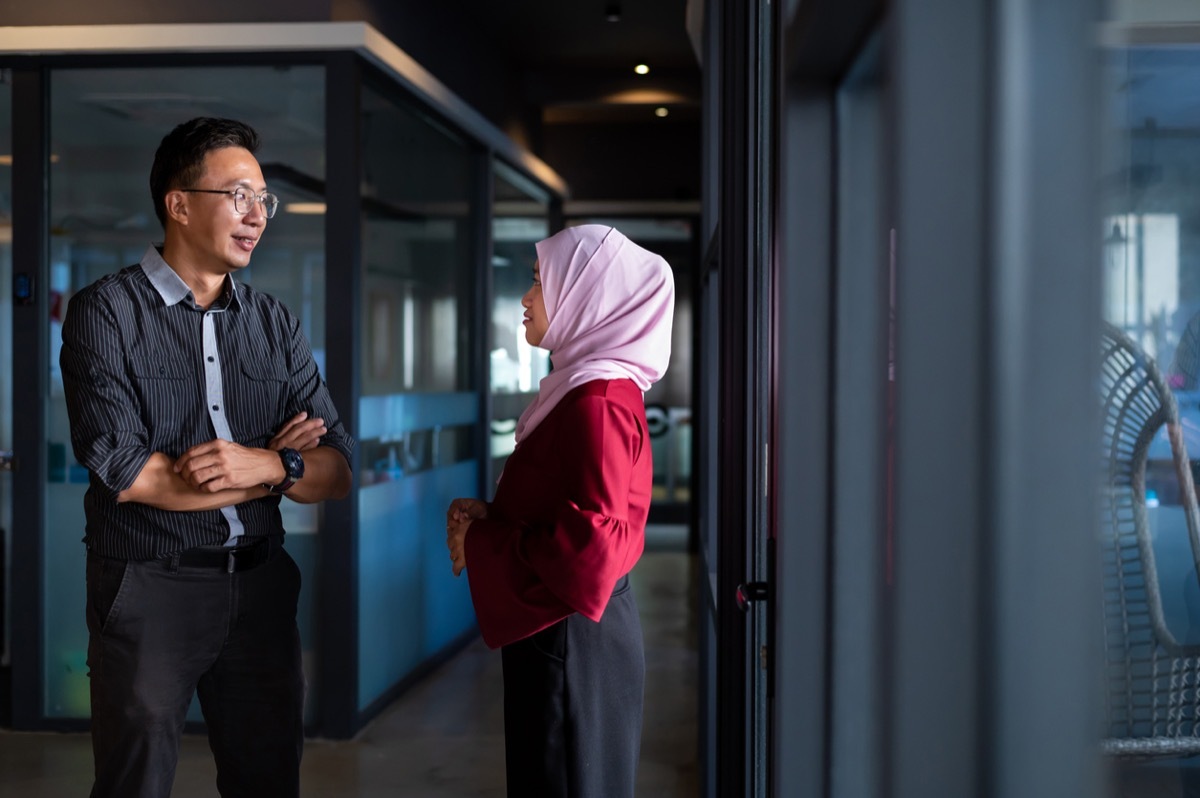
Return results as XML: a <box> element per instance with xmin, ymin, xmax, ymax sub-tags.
<box><xmin>0</xmin><ymin>547</ymin><xmax>698</xmax><ymax>797</ymax></box>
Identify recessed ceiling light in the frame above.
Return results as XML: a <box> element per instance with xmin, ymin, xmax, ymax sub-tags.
<box><xmin>606</xmin><ymin>3</ymin><xmax>621</xmax><ymax>22</ymax></box>
<box><xmin>634</xmin><ymin>64</ymin><xmax>650</xmax><ymax>75</ymax></box>
<box><xmin>655</xmin><ymin>107</ymin><xmax>669</xmax><ymax>118</ymax></box>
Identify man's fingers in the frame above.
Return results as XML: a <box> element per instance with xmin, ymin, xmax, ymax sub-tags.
<box><xmin>270</xmin><ymin>418</ymin><xmax>326</xmax><ymax>451</ymax></box>
<box><xmin>279</xmin><ymin>411</ymin><xmax>309</xmax><ymax>433</ymax></box>
<box><xmin>180</xmin><ymin>462</ymin><xmax>221</xmax><ymax>489</ymax></box>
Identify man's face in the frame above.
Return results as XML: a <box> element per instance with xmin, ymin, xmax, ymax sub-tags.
<box><xmin>174</xmin><ymin>146</ymin><xmax>268</xmax><ymax>274</ymax></box>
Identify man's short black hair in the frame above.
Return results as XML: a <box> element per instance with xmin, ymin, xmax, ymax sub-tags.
<box><xmin>149</xmin><ymin>117</ymin><xmax>260</xmax><ymax>229</ymax></box>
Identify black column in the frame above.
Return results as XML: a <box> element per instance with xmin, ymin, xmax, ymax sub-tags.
<box><xmin>10</xmin><ymin>64</ymin><xmax>49</xmax><ymax>730</ymax></box>
<box><xmin>320</xmin><ymin>52</ymin><xmax>363</xmax><ymax>740</ymax></box>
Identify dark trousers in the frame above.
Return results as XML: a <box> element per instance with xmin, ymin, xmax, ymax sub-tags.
<box><xmin>501</xmin><ymin>576</ymin><xmax>645</xmax><ymax>798</ymax></box>
<box><xmin>85</xmin><ymin>543</ymin><xmax>304</xmax><ymax>798</ymax></box>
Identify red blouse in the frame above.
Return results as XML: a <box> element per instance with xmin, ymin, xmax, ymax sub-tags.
<box><xmin>464</xmin><ymin>379</ymin><xmax>652</xmax><ymax>649</ymax></box>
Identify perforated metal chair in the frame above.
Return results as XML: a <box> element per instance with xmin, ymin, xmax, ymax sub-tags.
<box><xmin>1101</xmin><ymin>321</ymin><xmax>1200</xmax><ymax>755</ymax></box>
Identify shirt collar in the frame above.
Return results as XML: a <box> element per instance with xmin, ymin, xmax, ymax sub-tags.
<box><xmin>138</xmin><ymin>244</ymin><xmax>242</xmax><ymax>311</ymax></box>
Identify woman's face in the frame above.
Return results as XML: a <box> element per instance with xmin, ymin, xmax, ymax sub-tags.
<box><xmin>522</xmin><ymin>259</ymin><xmax>550</xmax><ymax>347</ymax></box>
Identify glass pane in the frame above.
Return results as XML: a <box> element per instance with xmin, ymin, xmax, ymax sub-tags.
<box><xmin>46</xmin><ymin>65</ymin><xmax>326</xmax><ymax>720</ymax></box>
<box><xmin>356</xmin><ymin>83</ymin><xmax>479</xmax><ymax>710</ymax></box>
<box><xmin>489</xmin><ymin>161</ymin><xmax>549</xmax><ymax>492</ymax></box>
<box><xmin>1100</xmin><ymin>13</ymin><xmax>1200</xmax><ymax>792</ymax></box>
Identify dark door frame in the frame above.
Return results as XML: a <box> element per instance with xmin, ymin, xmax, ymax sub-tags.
<box><xmin>9</xmin><ymin>62</ymin><xmax>49</xmax><ymax>731</ymax></box>
<box><xmin>710</xmin><ymin>0</ymin><xmax>777</xmax><ymax>795</ymax></box>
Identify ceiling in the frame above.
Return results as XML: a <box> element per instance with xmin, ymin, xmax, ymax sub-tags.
<box><xmin>440</xmin><ymin>0</ymin><xmax>704</xmax><ymax>199</ymax></box>
<box><xmin>474</xmin><ymin>0</ymin><xmax>700</xmax><ymax>69</ymax></box>
<box><xmin>470</xmin><ymin>0</ymin><xmax>702</xmax><ymax>123</ymax></box>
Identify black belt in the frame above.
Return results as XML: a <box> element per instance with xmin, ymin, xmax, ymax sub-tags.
<box><xmin>174</xmin><ymin>536</ymin><xmax>281</xmax><ymax>573</ymax></box>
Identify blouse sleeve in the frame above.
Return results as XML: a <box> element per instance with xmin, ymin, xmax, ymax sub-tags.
<box><xmin>464</xmin><ymin>391</ymin><xmax>645</xmax><ymax>648</ymax></box>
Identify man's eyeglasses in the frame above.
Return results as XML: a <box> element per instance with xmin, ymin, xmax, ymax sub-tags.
<box><xmin>181</xmin><ymin>188</ymin><xmax>279</xmax><ymax>219</ymax></box>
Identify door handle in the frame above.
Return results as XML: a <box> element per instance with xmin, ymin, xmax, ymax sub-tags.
<box><xmin>735</xmin><ymin>581</ymin><xmax>768</xmax><ymax>613</ymax></box>
<box><xmin>0</xmin><ymin>450</ymin><xmax>15</xmax><ymax>471</ymax></box>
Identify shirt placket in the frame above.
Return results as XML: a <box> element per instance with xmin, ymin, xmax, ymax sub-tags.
<box><xmin>202</xmin><ymin>306</ymin><xmax>246</xmax><ymax>546</ymax></box>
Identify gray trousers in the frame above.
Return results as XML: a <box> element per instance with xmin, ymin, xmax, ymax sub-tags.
<box><xmin>501</xmin><ymin>575</ymin><xmax>645</xmax><ymax>798</ymax></box>
<box><xmin>85</xmin><ymin>543</ymin><xmax>304</xmax><ymax>798</ymax></box>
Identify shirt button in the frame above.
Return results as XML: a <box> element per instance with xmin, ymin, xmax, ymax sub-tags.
<box><xmin>212</xmin><ymin>405</ymin><xmax>219</xmax><ymax>411</ymax></box>
<box><xmin>207</xmin><ymin>356</ymin><xmax>215</xmax><ymax>362</ymax></box>
<box><xmin>159</xmin><ymin>366</ymin><xmax>165</xmax><ymax>374</ymax></box>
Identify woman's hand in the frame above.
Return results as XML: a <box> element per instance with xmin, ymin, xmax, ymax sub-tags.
<box><xmin>446</xmin><ymin>498</ymin><xmax>488</xmax><ymax>577</ymax></box>
<box><xmin>447</xmin><ymin>497</ymin><xmax>488</xmax><ymax>525</ymax></box>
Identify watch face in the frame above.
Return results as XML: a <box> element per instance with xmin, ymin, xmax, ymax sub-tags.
<box><xmin>281</xmin><ymin>448</ymin><xmax>305</xmax><ymax>480</ymax></box>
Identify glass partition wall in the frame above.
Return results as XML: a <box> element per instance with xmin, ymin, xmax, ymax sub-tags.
<box><xmin>0</xmin><ymin>42</ymin><xmax>560</xmax><ymax>736</ymax></box>
<box><xmin>355</xmin><ymin>79</ymin><xmax>480</xmax><ymax>713</ymax></box>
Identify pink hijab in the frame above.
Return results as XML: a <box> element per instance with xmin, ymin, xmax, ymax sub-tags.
<box><xmin>514</xmin><ymin>225</ymin><xmax>675</xmax><ymax>442</ymax></box>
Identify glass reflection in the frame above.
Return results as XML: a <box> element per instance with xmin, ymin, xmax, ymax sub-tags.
<box><xmin>1102</xmin><ymin>39</ymin><xmax>1200</xmax><ymax>793</ymax></box>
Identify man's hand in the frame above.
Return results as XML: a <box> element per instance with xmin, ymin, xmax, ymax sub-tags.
<box><xmin>174</xmin><ymin>439</ymin><xmax>280</xmax><ymax>493</ymax></box>
<box><xmin>270</xmin><ymin>411</ymin><xmax>327</xmax><ymax>452</ymax></box>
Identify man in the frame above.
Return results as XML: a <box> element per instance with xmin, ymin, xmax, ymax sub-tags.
<box><xmin>60</xmin><ymin>117</ymin><xmax>354</xmax><ymax>798</ymax></box>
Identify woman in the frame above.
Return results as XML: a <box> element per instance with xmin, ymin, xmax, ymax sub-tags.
<box><xmin>446</xmin><ymin>224</ymin><xmax>674</xmax><ymax>797</ymax></box>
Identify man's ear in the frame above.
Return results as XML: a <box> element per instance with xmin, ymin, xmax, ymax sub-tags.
<box><xmin>164</xmin><ymin>190</ymin><xmax>188</xmax><ymax>226</ymax></box>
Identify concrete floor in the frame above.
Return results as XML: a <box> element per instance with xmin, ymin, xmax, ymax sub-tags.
<box><xmin>0</xmin><ymin>550</ymin><xmax>699</xmax><ymax>797</ymax></box>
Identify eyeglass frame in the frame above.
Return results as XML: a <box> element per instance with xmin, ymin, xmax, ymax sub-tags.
<box><xmin>180</xmin><ymin>187</ymin><xmax>280</xmax><ymax>219</ymax></box>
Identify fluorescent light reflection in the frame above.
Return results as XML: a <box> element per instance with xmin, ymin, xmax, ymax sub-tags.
<box><xmin>285</xmin><ymin>202</ymin><xmax>327</xmax><ymax>215</ymax></box>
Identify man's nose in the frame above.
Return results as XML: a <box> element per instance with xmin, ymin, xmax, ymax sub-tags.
<box><xmin>244</xmin><ymin>197</ymin><xmax>268</xmax><ymax>223</ymax></box>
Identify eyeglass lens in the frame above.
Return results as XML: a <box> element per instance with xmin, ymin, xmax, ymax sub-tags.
<box><xmin>233</xmin><ymin>190</ymin><xmax>279</xmax><ymax>219</ymax></box>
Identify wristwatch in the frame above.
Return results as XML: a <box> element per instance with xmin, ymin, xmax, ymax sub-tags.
<box><xmin>268</xmin><ymin>447</ymin><xmax>305</xmax><ymax>494</ymax></box>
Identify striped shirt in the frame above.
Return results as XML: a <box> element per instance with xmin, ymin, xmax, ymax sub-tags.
<box><xmin>60</xmin><ymin>245</ymin><xmax>354</xmax><ymax>560</ymax></box>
